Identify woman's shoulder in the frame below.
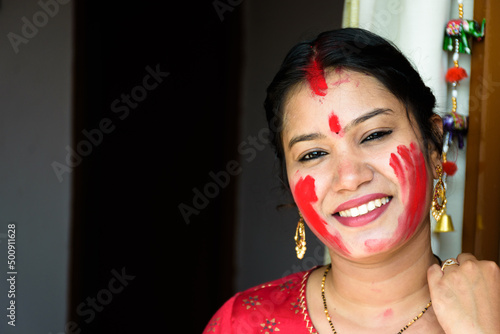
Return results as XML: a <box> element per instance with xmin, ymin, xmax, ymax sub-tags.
<box><xmin>203</xmin><ymin>267</ymin><xmax>319</xmax><ymax>333</ymax></box>
<box><xmin>239</xmin><ymin>267</ymin><xmax>311</xmax><ymax>296</ymax></box>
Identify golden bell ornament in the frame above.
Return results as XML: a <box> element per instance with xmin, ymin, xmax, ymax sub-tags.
<box><xmin>434</xmin><ymin>213</ymin><xmax>455</xmax><ymax>233</ymax></box>
<box><xmin>432</xmin><ymin>165</ymin><xmax>455</xmax><ymax>233</ymax></box>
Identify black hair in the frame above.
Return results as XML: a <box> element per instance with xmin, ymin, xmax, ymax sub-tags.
<box><xmin>264</xmin><ymin>28</ymin><xmax>442</xmax><ymax>190</ymax></box>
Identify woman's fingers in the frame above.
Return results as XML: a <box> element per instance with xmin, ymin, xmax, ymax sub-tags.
<box><xmin>428</xmin><ymin>253</ymin><xmax>500</xmax><ymax>334</ymax></box>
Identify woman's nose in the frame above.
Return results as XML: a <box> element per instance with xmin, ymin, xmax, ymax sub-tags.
<box><xmin>330</xmin><ymin>156</ymin><xmax>373</xmax><ymax>192</ymax></box>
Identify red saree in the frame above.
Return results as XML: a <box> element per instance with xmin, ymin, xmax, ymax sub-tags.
<box><xmin>204</xmin><ymin>268</ymin><xmax>318</xmax><ymax>333</ymax></box>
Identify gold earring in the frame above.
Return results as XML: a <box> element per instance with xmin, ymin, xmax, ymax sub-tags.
<box><xmin>295</xmin><ymin>212</ymin><xmax>307</xmax><ymax>259</ymax></box>
<box><xmin>432</xmin><ymin>165</ymin><xmax>455</xmax><ymax>232</ymax></box>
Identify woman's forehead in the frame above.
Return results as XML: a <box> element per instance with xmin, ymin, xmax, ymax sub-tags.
<box><xmin>282</xmin><ymin>71</ymin><xmax>403</xmax><ymax>129</ymax></box>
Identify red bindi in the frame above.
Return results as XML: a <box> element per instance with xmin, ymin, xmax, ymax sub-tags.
<box><xmin>328</xmin><ymin>111</ymin><xmax>343</xmax><ymax>135</ymax></box>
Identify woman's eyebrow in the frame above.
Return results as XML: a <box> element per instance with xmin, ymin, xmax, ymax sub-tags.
<box><xmin>288</xmin><ymin>132</ymin><xmax>326</xmax><ymax>150</ymax></box>
<box><xmin>343</xmin><ymin>108</ymin><xmax>394</xmax><ymax>133</ymax></box>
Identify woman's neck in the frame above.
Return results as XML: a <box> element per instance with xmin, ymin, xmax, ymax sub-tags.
<box><xmin>315</xmin><ymin>224</ymin><xmax>442</xmax><ymax>332</ymax></box>
<box><xmin>329</xmin><ymin>227</ymin><xmax>437</xmax><ymax>307</ymax></box>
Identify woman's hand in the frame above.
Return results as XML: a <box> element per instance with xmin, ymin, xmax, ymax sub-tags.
<box><xmin>427</xmin><ymin>253</ymin><xmax>500</xmax><ymax>333</ymax></box>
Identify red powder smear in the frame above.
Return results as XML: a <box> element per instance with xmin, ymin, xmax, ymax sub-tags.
<box><xmin>331</xmin><ymin>67</ymin><xmax>350</xmax><ymax>87</ymax></box>
<box><xmin>305</xmin><ymin>60</ymin><xmax>328</xmax><ymax>96</ymax></box>
<box><xmin>328</xmin><ymin>111</ymin><xmax>343</xmax><ymax>136</ymax></box>
<box><xmin>364</xmin><ymin>238</ymin><xmax>390</xmax><ymax>253</ymax></box>
<box><xmin>383</xmin><ymin>309</ymin><xmax>394</xmax><ymax>318</ymax></box>
<box><xmin>331</xmin><ymin>77</ymin><xmax>350</xmax><ymax>87</ymax></box>
<box><xmin>389</xmin><ymin>143</ymin><xmax>428</xmax><ymax>242</ymax></box>
<box><xmin>294</xmin><ymin>175</ymin><xmax>350</xmax><ymax>254</ymax></box>
<box><xmin>365</xmin><ymin>143</ymin><xmax>427</xmax><ymax>252</ymax></box>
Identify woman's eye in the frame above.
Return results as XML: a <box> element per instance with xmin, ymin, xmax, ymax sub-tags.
<box><xmin>300</xmin><ymin>151</ymin><xmax>327</xmax><ymax>162</ymax></box>
<box><xmin>361</xmin><ymin>130</ymin><xmax>392</xmax><ymax>143</ymax></box>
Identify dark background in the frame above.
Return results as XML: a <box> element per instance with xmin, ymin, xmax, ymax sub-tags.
<box><xmin>68</xmin><ymin>1</ymin><xmax>344</xmax><ymax>333</ymax></box>
<box><xmin>70</xmin><ymin>1</ymin><xmax>241</xmax><ymax>332</ymax></box>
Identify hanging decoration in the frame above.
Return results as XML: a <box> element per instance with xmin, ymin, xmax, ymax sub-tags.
<box><xmin>435</xmin><ymin>0</ymin><xmax>485</xmax><ymax>233</ymax></box>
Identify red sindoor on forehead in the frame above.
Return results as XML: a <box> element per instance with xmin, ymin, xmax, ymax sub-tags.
<box><xmin>305</xmin><ymin>60</ymin><xmax>328</xmax><ymax>96</ymax></box>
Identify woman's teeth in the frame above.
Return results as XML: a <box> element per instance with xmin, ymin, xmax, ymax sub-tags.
<box><xmin>337</xmin><ymin>197</ymin><xmax>390</xmax><ymax>218</ymax></box>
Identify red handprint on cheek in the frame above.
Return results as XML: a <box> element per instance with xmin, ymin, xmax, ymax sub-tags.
<box><xmin>293</xmin><ymin>175</ymin><xmax>350</xmax><ymax>254</ymax></box>
<box><xmin>389</xmin><ymin>143</ymin><xmax>428</xmax><ymax>242</ymax></box>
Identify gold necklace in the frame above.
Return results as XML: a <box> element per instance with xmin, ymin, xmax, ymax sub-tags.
<box><xmin>321</xmin><ymin>264</ymin><xmax>432</xmax><ymax>334</ymax></box>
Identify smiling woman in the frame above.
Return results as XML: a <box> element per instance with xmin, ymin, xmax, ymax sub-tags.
<box><xmin>204</xmin><ymin>28</ymin><xmax>500</xmax><ymax>334</ymax></box>
<box><xmin>283</xmin><ymin>67</ymin><xmax>435</xmax><ymax>259</ymax></box>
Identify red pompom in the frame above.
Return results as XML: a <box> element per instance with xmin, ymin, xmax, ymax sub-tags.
<box><xmin>445</xmin><ymin>67</ymin><xmax>468</xmax><ymax>82</ymax></box>
<box><xmin>443</xmin><ymin>161</ymin><xmax>458</xmax><ymax>176</ymax></box>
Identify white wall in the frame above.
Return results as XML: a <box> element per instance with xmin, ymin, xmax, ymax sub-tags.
<box><xmin>356</xmin><ymin>0</ymin><xmax>475</xmax><ymax>260</ymax></box>
<box><xmin>0</xmin><ymin>0</ymin><xmax>71</xmax><ymax>332</ymax></box>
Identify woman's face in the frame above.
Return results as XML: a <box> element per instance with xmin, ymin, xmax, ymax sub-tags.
<box><xmin>283</xmin><ymin>69</ymin><xmax>439</xmax><ymax>259</ymax></box>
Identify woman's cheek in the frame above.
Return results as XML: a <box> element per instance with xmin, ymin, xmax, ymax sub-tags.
<box><xmin>363</xmin><ymin>143</ymin><xmax>428</xmax><ymax>253</ymax></box>
<box><xmin>292</xmin><ymin>174</ymin><xmax>350</xmax><ymax>255</ymax></box>
<box><xmin>389</xmin><ymin>143</ymin><xmax>428</xmax><ymax>242</ymax></box>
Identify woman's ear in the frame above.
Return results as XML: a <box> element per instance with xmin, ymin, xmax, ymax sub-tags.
<box><xmin>429</xmin><ymin>114</ymin><xmax>443</xmax><ymax>179</ymax></box>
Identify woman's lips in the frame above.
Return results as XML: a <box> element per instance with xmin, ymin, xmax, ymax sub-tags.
<box><xmin>333</xmin><ymin>193</ymin><xmax>392</xmax><ymax>228</ymax></box>
<box><xmin>338</xmin><ymin>196</ymin><xmax>390</xmax><ymax>217</ymax></box>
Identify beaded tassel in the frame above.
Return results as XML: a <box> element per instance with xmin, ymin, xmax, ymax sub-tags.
<box><xmin>442</xmin><ymin>0</ymin><xmax>471</xmax><ymax>175</ymax></box>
